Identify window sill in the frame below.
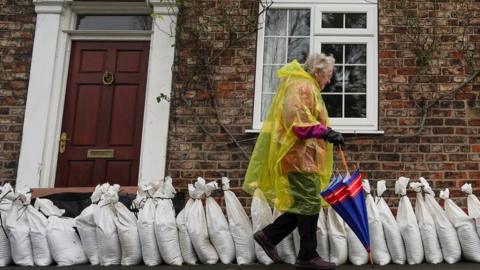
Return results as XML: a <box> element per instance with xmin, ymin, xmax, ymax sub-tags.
<box><xmin>245</xmin><ymin>129</ymin><xmax>385</xmax><ymax>135</ymax></box>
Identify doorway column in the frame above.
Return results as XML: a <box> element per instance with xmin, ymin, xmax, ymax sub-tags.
<box><xmin>138</xmin><ymin>0</ymin><xmax>178</xmax><ymax>185</ymax></box>
<box><xmin>16</xmin><ymin>0</ymin><xmax>71</xmax><ymax>189</ymax></box>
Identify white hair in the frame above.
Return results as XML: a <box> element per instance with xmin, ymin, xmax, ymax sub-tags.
<box><xmin>304</xmin><ymin>53</ymin><xmax>335</xmax><ymax>75</ymax></box>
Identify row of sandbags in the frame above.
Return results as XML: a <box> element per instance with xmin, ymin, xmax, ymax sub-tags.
<box><xmin>0</xmin><ymin>183</ymin><xmax>88</xmax><ymax>267</ymax></box>
<box><xmin>3</xmin><ymin>176</ymin><xmax>480</xmax><ymax>267</ymax></box>
<box><xmin>132</xmin><ymin>176</ymin><xmax>256</xmax><ymax>266</ymax></box>
<box><xmin>261</xmin><ymin>176</ymin><xmax>480</xmax><ymax>266</ymax></box>
<box><xmin>0</xmin><ymin>177</ymin><xmax>258</xmax><ymax>267</ymax></box>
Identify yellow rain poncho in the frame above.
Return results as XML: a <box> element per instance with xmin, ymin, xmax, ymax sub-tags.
<box><xmin>243</xmin><ymin>60</ymin><xmax>333</xmax><ymax>215</ymax></box>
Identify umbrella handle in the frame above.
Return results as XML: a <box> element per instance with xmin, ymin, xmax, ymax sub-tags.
<box><xmin>338</xmin><ymin>146</ymin><xmax>349</xmax><ymax>175</ymax></box>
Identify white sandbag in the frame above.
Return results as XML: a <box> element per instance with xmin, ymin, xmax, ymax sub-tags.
<box><xmin>419</xmin><ymin>178</ymin><xmax>461</xmax><ymax>264</ymax></box>
<box><xmin>5</xmin><ymin>192</ymin><xmax>34</xmax><ymax>266</ymax></box>
<box><xmin>115</xmin><ymin>206</ymin><xmax>142</xmax><ymax>266</ymax></box>
<box><xmin>74</xmin><ymin>185</ymin><xmax>103</xmax><ymax>265</ymax></box>
<box><xmin>375</xmin><ymin>180</ymin><xmax>406</xmax><ymax>264</ymax></box>
<box><xmin>0</xmin><ymin>183</ymin><xmax>14</xmax><ymax>266</ymax></box>
<box><xmin>395</xmin><ymin>177</ymin><xmax>424</xmax><ymax>264</ymax></box>
<box><xmin>26</xmin><ymin>204</ymin><xmax>52</xmax><ymax>266</ymax></box>
<box><xmin>363</xmin><ymin>179</ymin><xmax>390</xmax><ymax>265</ymax></box>
<box><xmin>204</xmin><ymin>180</ymin><xmax>235</xmax><ymax>264</ymax></box>
<box><xmin>345</xmin><ymin>223</ymin><xmax>368</xmax><ymax>265</ymax></box>
<box><xmin>326</xmin><ymin>206</ymin><xmax>348</xmax><ymax>265</ymax></box>
<box><xmin>186</xmin><ymin>183</ymin><xmax>218</xmax><ymax>264</ymax></box>
<box><xmin>94</xmin><ymin>183</ymin><xmax>121</xmax><ymax>266</ymax></box>
<box><xmin>409</xmin><ymin>182</ymin><xmax>442</xmax><ymax>264</ymax></box>
<box><xmin>461</xmin><ymin>183</ymin><xmax>480</xmax><ymax>237</ymax></box>
<box><xmin>98</xmin><ymin>184</ymin><xmax>141</xmax><ymax>266</ymax></box>
<box><xmin>137</xmin><ymin>182</ymin><xmax>162</xmax><ymax>266</ymax></box>
<box><xmin>222</xmin><ymin>177</ymin><xmax>255</xmax><ymax>265</ymax></box>
<box><xmin>250</xmin><ymin>189</ymin><xmax>274</xmax><ymax>265</ymax></box>
<box><xmin>46</xmin><ymin>216</ymin><xmax>88</xmax><ymax>266</ymax></box>
<box><xmin>440</xmin><ymin>188</ymin><xmax>480</xmax><ymax>262</ymax></box>
<box><xmin>154</xmin><ymin>176</ymin><xmax>183</xmax><ymax>265</ymax></box>
<box><xmin>273</xmin><ymin>208</ymin><xmax>296</xmax><ymax>264</ymax></box>
<box><xmin>316</xmin><ymin>207</ymin><xmax>330</xmax><ymax>262</ymax></box>
<box><xmin>176</xmin><ymin>196</ymin><xmax>197</xmax><ymax>265</ymax></box>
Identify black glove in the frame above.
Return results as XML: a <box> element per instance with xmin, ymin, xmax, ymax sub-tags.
<box><xmin>325</xmin><ymin>129</ymin><xmax>344</xmax><ymax>146</ymax></box>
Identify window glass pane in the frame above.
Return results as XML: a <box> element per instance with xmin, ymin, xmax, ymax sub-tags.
<box><xmin>322</xmin><ymin>95</ymin><xmax>342</xmax><ymax>117</ymax></box>
<box><xmin>322</xmin><ymin>13</ymin><xmax>343</xmax><ymax>28</ymax></box>
<box><xmin>264</xmin><ymin>38</ymin><xmax>286</xmax><ymax>64</ymax></box>
<box><xmin>266</xmin><ymin>9</ymin><xmax>287</xmax><ymax>36</ymax></box>
<box><xmin>261</xmin><ymin>93</ymin><xmax>275</xmax><ymax>120</ymax></box>
<box><xmin>345</xmin><ymin>66</ymin><xmax>366</xmax><ymax>93</ymax></box>
<box><xmin>321</xmin><ymin>44</ymin><xmax>343</xmax><ymax>63</ymax></box>
<box><xmin>345</xmin><ymin>13</ymin><xmax>367</xmax><ymax>28</ymax></box>
<box><xmin>287</xmin><ymin>38</ymin><xmax>309</xmax><ymax>63</ymax></box>
<box><xmin>289</xmin><ymin>9</ymin><xmax>310</xmax><ymax>36</ymax></box>
<box><xmin>323</xmin><ymin>66</ymin><xmax>343</xmax><ymax>93</ymax></box>
<box><xmin>76</xmin><ymin>15</ymin><xmax>152</xmax><ymax>30</ymax></box>
<box><xmin>345</xmin><ymin>94</ymin><xmax>366</xmax><ymax>117</ymax></box>
<box><xmin>345</xmin><ymin>44</ymin><xmax>366</xmax><ymax>64</ymax></box>
<box><xmin>262</xmin><ymin>65</ymin><xmax>282</xmax><ymax>94</ymax></box>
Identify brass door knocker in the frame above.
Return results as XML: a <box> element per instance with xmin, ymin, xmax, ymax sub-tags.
<box><xmin>102</xmin><ymin>71</ymin><xmax>115</xmax><ymax>85</ymax></box>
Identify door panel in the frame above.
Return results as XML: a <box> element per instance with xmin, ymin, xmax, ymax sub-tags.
<box><xmin>110</xmin><ymin>85</ymin><xmax>138</xmax><ymax>145</ymax></box>
<box><xmin>73</xmin><ymin>85</ymin><xmax>102</xmax><ymax>145</ymax></box>
<box><xmin>56</xmin><ymin>41</ymin><xmax>150</xmax><ymax>187</ymax></box>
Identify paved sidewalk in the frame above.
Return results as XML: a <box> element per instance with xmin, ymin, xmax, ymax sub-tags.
<box><xmin>2</xmin><ymin>263</ymin><xmax>480</xmax><ymax>270</ymax></box>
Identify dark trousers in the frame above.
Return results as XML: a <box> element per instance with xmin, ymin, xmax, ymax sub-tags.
<box><xmin>262</xmin><ymin>212</ymin><xmax>319</xmax><ymax>261</ymax></box>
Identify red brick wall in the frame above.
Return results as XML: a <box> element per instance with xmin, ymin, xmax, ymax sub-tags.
<box><xmin>0</xmin><ymin>0</ymin><xmax>35</xmax><ymax>185</ymax></box>
<box><xmin>167</xmin><ymin>0</ymin><xmax>480</xmax><ymax>209</ymax></box>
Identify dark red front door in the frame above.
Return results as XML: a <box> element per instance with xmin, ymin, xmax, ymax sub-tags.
<box><xmin>56</xmin><ymin>41</ymin><xmax>150</xmax><ymax>187</ymax></box>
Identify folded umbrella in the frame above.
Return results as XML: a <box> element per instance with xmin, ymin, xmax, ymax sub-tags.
<box><xmin>320</xmin><ymin>148</ymin><xmax>371</xmax><ymax>264</ymax></box>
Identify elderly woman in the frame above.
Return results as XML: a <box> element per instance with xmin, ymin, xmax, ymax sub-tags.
<box><xmin>244</xmin><ymin>53</ymin><xmax>343</xmax><ymax>270</ymax></box>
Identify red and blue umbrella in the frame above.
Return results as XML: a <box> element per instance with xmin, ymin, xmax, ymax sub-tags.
<box><xmin>320</xmin><ymin>149</ymin><xmax>371</xmax><ymax>263</ymax></box>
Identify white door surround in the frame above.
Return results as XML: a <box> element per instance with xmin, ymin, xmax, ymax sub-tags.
<box><xmin>16</xmin><ymin>0</ymin><xmax>177</xmax><ymax>188</ymax></box>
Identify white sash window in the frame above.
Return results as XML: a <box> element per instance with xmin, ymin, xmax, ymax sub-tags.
<box><xmin>252</xmin><ymin>0</ymin><xmax>380</xmax><ymax>133</ymax></box>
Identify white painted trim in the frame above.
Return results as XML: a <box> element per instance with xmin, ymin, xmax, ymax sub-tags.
<box><xmin>17</xmin><ymin>0</ymin><xmax>177</xmax><ymax>188</ymax></box>
<box><xmin>71</xmin><ymin>1</ymin><xmax>152</xmax><ymax>14</ymax></box>
<box><xmin>65</xmin><ymin>30</ymin><xmax>152</xmax><ymax>40</ymax></box>
<box><xmin>17</xmin><ymin>0</ymin><xmax>70</xmax><ymax>189</ymax></box>
<box><xmin>137</xmin><ymin>1</ymin><xmax>177</xmax><ymax>185</ymax></box>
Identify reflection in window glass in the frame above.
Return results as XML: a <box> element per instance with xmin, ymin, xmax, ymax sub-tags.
<box><xmin>76</xmin><ymin>15</ymin><xmax>152</xmax><ymax>30</ymax></box>
<box><xmin>322</xmin><ymin>95</ymin><xmax>342</xmax><ymax>118</ymax></box>
<box><xmin>322</xmin><ymin>13</ymin><xmax>343</xmax><ymax>28</ymax></box>
<box><xmin>287</xmin><ymin>38</ymin><xmax>309</xmax><ymax>63</ymax></box>
<box><xmin>321</xmin><ymin>44</ymin><xmax>343</xmax><ymax>63</ymax></box>
<box><xmin>322</xmin><ymin>13</ymin><xmax>367</xmax><ymax>29</ymax></box>
<box><xmin>261</xmin><ymin>93</ymin><xmax>274</xmax><ymax>119</ymax></box>
<box><xmin>266</xmin><ymin>9</ymin><xmax>287</xmax><ymax>36</ymax></box>
<box><xmin>262</xmin><ymin>9</ymin><xmax>311</xmax><ymax>121</ymax></box>
<box><xmin>345</xmin><ymin>94</ymin><xmax>366</xmax><ymax>117</ymax></box>
<box><xmin>289</xmin><ymin>10</ymin><xmax>310</xmax><ymax>36</ymax></box>
<box><xmin>345</xmin><ymin>66</ymin><xmax>366</xmax><ymax>93</ymax></box>
<box><xmin>323</xmin><ymin>66</ymin><xmax>343</xmax><ymax>93</ymax></box>
<box><xmin>321</xmin><ymin>43</ymin><xmax>367</xmax><ymax>117</ymax></box>
<box><xmin>262</xmin><ymin>65</ymin><xmax>282</xmax><ymax>94</ymax></box>
<box><xmin>345</xmin><ymin>44</ymin><xmax>366</xmax><ymax>64</ymax></box>
<box><xmin>264</xmin><ymin>38</ymin><xmax>287</xmax><ymax>64</ymax></box>
<box><xmin>345</xmin><ymin>13</ymin><xmax>367</xmax><ymax>28</ymax></box>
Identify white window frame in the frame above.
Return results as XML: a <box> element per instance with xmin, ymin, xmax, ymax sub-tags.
<box><xmin>251</xmin><ymin>0</ymin><xmax>380</xmax><ymax>133</ymax></box>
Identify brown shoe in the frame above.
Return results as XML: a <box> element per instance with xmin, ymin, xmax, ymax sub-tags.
<box><xmin>295</xmin><ymin>257</ymin><xmax>336</xmax><ymax>270</ymax></box>
<box><xmin>253</xmin><ymin>230</ymin><xmax>282</xmax><ymax>263</ymax></box>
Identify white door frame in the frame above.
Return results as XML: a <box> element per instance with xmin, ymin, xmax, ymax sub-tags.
<box><xmin>16</xmin><ymin>0</ymin><xmax>177</xmax><ymax>188</ymax></box>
